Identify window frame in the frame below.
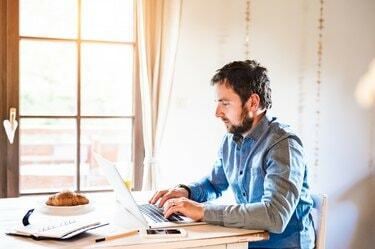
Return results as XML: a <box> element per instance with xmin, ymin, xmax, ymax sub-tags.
<box><xmin>0</xmin><ymin>0</ymin><xmax>19</xmax><ymax>198</ymax></box>
<box><xmin>0</xmin><ymin>0</ymin><xmax>143</xmax><ymax>197</ymax></box>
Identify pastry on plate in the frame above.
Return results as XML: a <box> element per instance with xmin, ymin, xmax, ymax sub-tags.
<box><xmin>46</xmin><ymin>190</ymin><xmax>89</xmax><ymax>206</ymax></box>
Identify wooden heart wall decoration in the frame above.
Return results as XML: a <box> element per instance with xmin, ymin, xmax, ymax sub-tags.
<box><xmin>2</xmin><ymin>108</ymin><xmax>18</xmax><ymax>144</ymax></box>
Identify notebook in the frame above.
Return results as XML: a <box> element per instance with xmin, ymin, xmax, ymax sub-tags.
<box><xmin>6</xmin><ymin>218</ymin><xmax>108</xmax><ymax>240</ymax></box>
<box><xmin>94</xmin><ymin>153</ymin><xmax>205</xmax><ymax>229</ymax></box>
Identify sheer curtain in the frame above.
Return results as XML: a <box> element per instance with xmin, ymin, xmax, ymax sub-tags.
<box><xmin>136</xmin><ymin>0</ymin><xmax>182</xmax><ymax>190</ymax></box>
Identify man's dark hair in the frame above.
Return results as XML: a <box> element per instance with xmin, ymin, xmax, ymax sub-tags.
<box><xmin>211</xmin><ymin>60</ymin><xmax>272</xmax><ymax>109</ymax></box>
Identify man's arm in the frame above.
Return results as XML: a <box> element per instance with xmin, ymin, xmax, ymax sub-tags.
<box><xmin>188</xmin><ymin>152</ymin><xmax>229</xmax><ymax>203</ymax></box>
<box><xmin>150</xmin><ymin>143</ymin><xmax>229</xmax><ymax>207</ymax></box>
<box><xmin>151</xmin><ymin>156</ymin><xmax>229</xmax><ymax>207</ymax></box>
<box><xmin>162</xmin><ymin>157</ymin><xmax>229</xmax><ymax>220</ymax></box>
<box><xmin>203</xmin><ymin>138</ymin><xmax>305</xmax><ymax>233</ymax></box>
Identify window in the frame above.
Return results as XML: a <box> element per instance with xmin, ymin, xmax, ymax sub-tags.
<box><xmin>15</xmin><ymin>0</ymin><xmax>137</xmax><ymax>194</ymax></box>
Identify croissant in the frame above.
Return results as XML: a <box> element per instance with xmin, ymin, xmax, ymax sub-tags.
<box><xmin>46</xmin><ymin>190</ymin><xmax>89</xmax><ymax>206</ymax></box>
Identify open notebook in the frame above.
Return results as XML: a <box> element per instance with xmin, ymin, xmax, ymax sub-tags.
<box><xmin>6</xmin><ymin>209</ymin><xmax>108</xmax><ymax>240</ymax></box>
<box><xmin>7</xmin><ymin>218</ymin><xmax>108</xmax><ymax>240</ymax></box>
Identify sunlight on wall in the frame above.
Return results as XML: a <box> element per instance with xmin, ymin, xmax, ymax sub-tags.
<box><xmin>158</xmin><ymin>0</ymin><xmax>375</xmax><ymax>248</ymax></box>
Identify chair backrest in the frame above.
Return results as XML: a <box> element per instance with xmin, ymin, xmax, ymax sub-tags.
<box><xmin>311</xmin><ymin>193</ymin><xmax>328</xmax><ymax>249</ymax></box>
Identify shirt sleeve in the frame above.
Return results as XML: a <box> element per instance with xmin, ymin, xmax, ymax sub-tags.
<box><xmin>202</xmin><ymin>137</ymin><xmax>305</xmax><ymax>234</ymax></box>
<box><xmin>188</xmin><ymin>144</ymin><xmax>229</xmax><ymax>203</ymax></box>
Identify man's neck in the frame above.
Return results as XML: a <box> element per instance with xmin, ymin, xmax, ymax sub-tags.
<box><xmin>241</xmin><ymin>110</ymin><xmax>266</xmax><ymax>137</ymax></box>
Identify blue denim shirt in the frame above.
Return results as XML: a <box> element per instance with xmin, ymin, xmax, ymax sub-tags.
<box><xmin>188</xmin><ymin>114</ymin><xmax>315</xmax><ymax>249</ymax></box>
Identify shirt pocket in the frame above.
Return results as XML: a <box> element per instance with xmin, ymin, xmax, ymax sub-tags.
<box><xmin>249</xmin><ymin>166</ymin><xmax>265</xmax><ymax>202</ymax></box>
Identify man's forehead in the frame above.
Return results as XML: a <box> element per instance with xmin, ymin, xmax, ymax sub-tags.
<box><xmin>214</xmin><ymin>85</ymin><xmax>242</xmax><ymax>104</ymax></box>
<box><xmin>215</xmin><ymin>83</ymin><xmax>236</xmax><ymax>96</ymax></box>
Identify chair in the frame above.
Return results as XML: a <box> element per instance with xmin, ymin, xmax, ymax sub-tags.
<box><xmin>311</xmin><ymin>194</ymin><xmax>328</xmax><ymax>249</ymax></box>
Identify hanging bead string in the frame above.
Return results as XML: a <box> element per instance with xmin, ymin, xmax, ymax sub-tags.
<box><xmin>297</xmin><ymin>57</ymin><xmax>306</xmax><ymax>134</ymax></box>
<box><xmin>244</xmin><ymin>0</ymin><xmax>251</xmax><ymax>59</ymax></box>
<box><xmin>217</xmin><ymin>15</ymin><xmax>229</xmax><ymax>66</ymax></box>
<box><xmin>313</xmin><ymin>0</ymin><xmax>325</xmax><ymax>182</ymax></box>
<box><xmin>297</xmin><ymin>0</ymin><xmax>309</xmax><ymax>135</ymax></box>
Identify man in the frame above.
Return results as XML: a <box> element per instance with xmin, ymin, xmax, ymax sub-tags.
<box><xmin>150</xmin><ymin>60</ymin><xmax>315</xmax><ymax>249</ymax></box>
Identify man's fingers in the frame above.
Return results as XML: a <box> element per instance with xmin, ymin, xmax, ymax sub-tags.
<box><xmin>163</xmin><ymin>204</ymin><xmax>180</xmax><ymax>218</ymax></box>
<box><xmin>149</xmin><ymin>188</ymin><xmax>187</xmax><ymax>206</ymax></box>
<box><xmin>163</xmin><ymin>198</ymin><xmax>179</xmax><ymax>210</ymax></box>
<box><xmin>149</xmin><ymin>190</ymin><xmax>167</xmax><ymax>204</ymax></box>
<box><xmin>163</xmin><ymin>198</ymin><xmax>204</xmax><ymax>221</ymax></box>
<box><xmin>158</xmin><ymin>191</ymin><xmax>174</xmax><ymax>207</ymax></box>
<box><xmin>149</xmin><ymin>192</ymin><xmax>159</xmax><ymax>204</ymax></box>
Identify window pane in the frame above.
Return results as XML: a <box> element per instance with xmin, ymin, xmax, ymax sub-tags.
<box><xmin>20</xmin><ymin>119</ymin><xmax>76</xmax><ymax>193</ymax></box>
<box><xmin>80</xmin><ymin>119</ymin><xmax>132</xmax><ymax>190</ymax></box>
<box><xmin>81</xmin><ymin>0</ymin><xmax>133</xmax><ymax>41</ymax></box>
<box><xmin>20</xmin><ymin>0</ymin><xmax>77</xmax><ymax>39</ymax></box>
<box><xmin>81</xmin><ymin>43</ymin><xmax>133</xmax><ymax>116</ymax></box>
<box><xmin>20</xmin><ymin>40</ymin><xmax>77</xmax><ymax>116</ymax></box>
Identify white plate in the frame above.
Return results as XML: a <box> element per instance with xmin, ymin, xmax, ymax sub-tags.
<box><xmin>38</xmin><ymin>202</ymin><xmax>94</xmax><ymax>216</ymax></box>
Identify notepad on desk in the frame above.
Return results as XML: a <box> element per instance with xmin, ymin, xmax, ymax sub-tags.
<box><xmin>6</xmin><ymin>218</ymin><xmax>109</xmax><ymax>240</ymax></box>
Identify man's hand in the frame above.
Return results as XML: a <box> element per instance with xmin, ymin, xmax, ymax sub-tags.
<box><xmin>149</xmin><ymin>187</ymin><xmax>189</xmax><ymax>207</ymax></box>
<box><xmin>163</xmin><ymin>197</ymin><xmax>204</xmax><ymax>221</ymax></box>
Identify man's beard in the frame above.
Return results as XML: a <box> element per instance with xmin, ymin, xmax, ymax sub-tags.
<box><xmin>227</xmin><ymin>107</ymin><xmax>253</xmax><ymax>134</ymax></box>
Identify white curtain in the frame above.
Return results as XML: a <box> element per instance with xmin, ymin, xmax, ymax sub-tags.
<box><xmin>136</xmin><ymin>0</ymin><xmax>183</xmax><ymax>190</ymax></box>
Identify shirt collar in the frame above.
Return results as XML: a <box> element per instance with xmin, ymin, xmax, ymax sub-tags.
<box><xmin>233</xmin><ymin>133</ymin><xmax>244</xmax><ymax>144</ymax></box>
<box><xmin>246</xmin><ymin>112</ymin><xmax>276</xmax><ymax>141</ymax></box>
<box><xmin>231</xmin><ymin>112</ymin><xmax>276</xmax><ymax>145</ymax></box>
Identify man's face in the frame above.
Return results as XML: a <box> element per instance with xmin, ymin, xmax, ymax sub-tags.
<box><xmin>214</xmin><ymin>83</ymin><xmax>253</xmax><ymax>134</ymax></box>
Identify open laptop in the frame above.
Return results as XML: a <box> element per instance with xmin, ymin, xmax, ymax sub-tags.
<box><xmin>94</xmin><ymin>153</ymin><xmax>205</xmax><ymax>229</ymax></box>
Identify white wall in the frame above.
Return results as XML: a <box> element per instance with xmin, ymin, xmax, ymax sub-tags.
<box><xmin>158</xmin><ymin>0</ymin><xmax>375</xmax><ymax>248</ymax></box>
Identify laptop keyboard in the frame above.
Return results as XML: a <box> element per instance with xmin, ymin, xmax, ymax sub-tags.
<box><xmin>138</xmin><ymin>204</ymin><xmax>185</xmax><ymax>223</ymax></box>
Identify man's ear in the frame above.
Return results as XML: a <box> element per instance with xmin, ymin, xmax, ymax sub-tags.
<box><xmin>245</xmin><ymin>94</ymin><xmax>260</xmax><ymax>111</ymax></box>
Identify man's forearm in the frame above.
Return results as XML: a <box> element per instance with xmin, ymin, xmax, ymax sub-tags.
<box><xmin>188</xmin><ymin>178</ymin><xmax>224</xmax><ymax>203</ymax></box>
<box><xmin>203</xmin><ymin>201</ymin><xmax>292</xmax><ymax>233</ymax></box>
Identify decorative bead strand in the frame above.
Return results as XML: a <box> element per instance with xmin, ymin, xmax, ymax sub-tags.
<box><xmin>297</xmin><ymin>0</ymin><xmax>309</xmax><ymax>135</ymax></box>
<box><xmin>297</xmin><ymin>65</ymin><xmax>306</xmax><ymax>134</ymax></box>
<box><xmin>244</xmin><ymin>0</ymin><xmax>251</xmax><ymax>59</ymax></box>
<box><xmin>314</xmin><ymin>0</ymin><xmax>325</xmax><ymax>182</ymax></box>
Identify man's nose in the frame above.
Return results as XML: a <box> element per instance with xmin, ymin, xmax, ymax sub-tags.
<box><xmin>215</xmin><ymin>105</ymin><xmax>223</xmax><ymax>118</ymax></box>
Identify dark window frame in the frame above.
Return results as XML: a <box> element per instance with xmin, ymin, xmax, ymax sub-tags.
<box><xmin>0</xmin><ymin>0</ymin><xmax>144</xmax><ymax>197</ymax></box>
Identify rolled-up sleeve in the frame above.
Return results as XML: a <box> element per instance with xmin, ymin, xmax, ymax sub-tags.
<box><xmin>202</xmin><ymin>137</ymin><xmax>305</xmax><ymax>233</ymax></box>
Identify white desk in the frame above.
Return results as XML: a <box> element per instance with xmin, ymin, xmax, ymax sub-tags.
<box><xmin>0</xmin><ymin>192</ymin><xmax>268</xmax><ymax>249</ymax></box>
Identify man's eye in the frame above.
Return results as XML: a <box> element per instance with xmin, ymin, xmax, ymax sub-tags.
<box><xmin>215</xmin><ymin>100</ymin><xmax>230</xmax><ymax>107</ymax></box>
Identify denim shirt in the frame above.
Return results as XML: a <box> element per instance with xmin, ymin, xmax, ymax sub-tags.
<box><xmin>188</xmin><ymin>114</ymin><xmax>315</xmax><ymax>249</ymax></box>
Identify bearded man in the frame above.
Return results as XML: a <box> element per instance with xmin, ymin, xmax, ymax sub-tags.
<box><xmin>150</xmin><ymin>60</ymin><xmax>315</xmax><ymax>249</ymax></box>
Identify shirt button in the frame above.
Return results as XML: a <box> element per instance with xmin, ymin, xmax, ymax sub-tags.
<box><xmin>239</xmin><ymin>170</ymin><xmax>243</xmax><ymax>175</ymax></box>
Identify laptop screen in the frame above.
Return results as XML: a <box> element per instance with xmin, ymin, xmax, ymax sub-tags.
<box><xmin>94</xmin><ymin>153</ymin><xmax>149</xmax><ymax>228</ymax></box>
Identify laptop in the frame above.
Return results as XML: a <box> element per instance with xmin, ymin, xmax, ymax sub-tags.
<box><xmin>94</xmin><ymin>154</ymin><xmax>205</xmax><ymax>229</ymax></box>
